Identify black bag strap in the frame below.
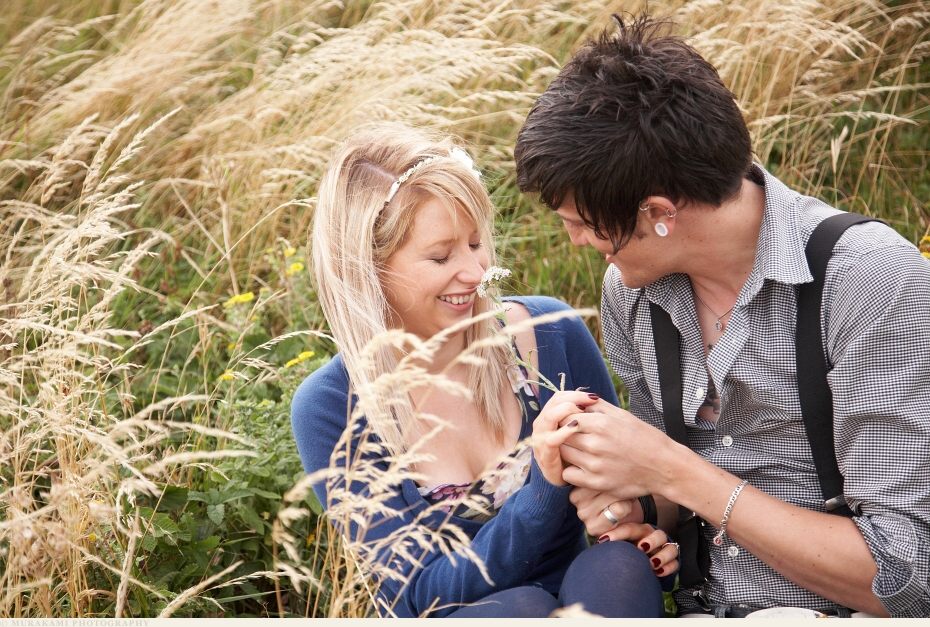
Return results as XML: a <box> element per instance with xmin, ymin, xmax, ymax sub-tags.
<box><xmin>797</xmin><ymin>212</ymin><xmax>879</xmax><ymax>516</ymax></box>
<box><xmin>650</xmin><ymin>302</ymin><xmax>709</xmax><ymax>588</ymax></box>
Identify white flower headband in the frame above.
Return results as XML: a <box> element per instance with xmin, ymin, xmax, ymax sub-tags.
<box><xmin>383</xmin><ymin>146</ymin><xmax>481</xmax><ymax>207</ymax></box>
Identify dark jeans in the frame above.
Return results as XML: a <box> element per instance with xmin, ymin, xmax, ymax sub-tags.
<box><xmin>448</xmin><ymin>540</ymin><xmax>665</xmax><ymax>618</ymax></box>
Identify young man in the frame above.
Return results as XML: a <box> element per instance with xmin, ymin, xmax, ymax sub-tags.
<box><xmin>514</xmin><ymin>14</ymin><xmax>929</xmax><ymax>618</ymax></box>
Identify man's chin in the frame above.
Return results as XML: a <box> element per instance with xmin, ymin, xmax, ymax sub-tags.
<box><xmin>613</xmin><ymin>267</ymin><xmax>652</xmax><ymax>291</ymax></box>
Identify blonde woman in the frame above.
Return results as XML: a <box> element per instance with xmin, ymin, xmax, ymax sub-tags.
<box><xmin>291</xmin><ymin>124</ymin><xmax>677</xmax><ymax>617</ymax></box>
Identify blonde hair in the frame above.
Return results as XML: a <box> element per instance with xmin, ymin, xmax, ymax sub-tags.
<box><xmin>312</xmin><ymin>123</ymin><xmax>511</xmax><ymax>455</ymax></box>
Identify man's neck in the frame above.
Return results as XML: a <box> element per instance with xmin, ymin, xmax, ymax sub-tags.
<box><xmin>679</xmin><ymin>176</ymin><xmax>766</xmax><ymax>309</ymax></box>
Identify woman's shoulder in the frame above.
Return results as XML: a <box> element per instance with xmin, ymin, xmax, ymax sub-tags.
<box><xmin>291</xmin><ymin>355</ymin><xmax>351</xmax><ymax>432</ymax></box>
<box><xmin>293</xmin><ymin>354</ymin><xmax>349</xmax><ymax>404</ymax></box>
<box><xmin>504</xmin><ymin>295</ymin><xmax>593</xmax><ymax>337</ymax></box>
<box><xmin>503</xmin><ymin>294</ymin><xmax>573</xmax><ymax>317</ymax></box>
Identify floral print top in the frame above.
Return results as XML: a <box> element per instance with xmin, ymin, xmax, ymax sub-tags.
<box><xmin>416</xmin><ymin>356</ymin><xmax>541</xmax><ymax>522</ymax></box>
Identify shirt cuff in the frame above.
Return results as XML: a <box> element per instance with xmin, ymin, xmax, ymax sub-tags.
<box><xmin>854</xmin><ymin>512</ymin><xmax>930</xmax><ymax>617</ymax></box>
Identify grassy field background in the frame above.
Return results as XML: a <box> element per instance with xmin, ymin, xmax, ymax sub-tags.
<box><xmin>1</xmin><ymin>0</ymin><xmax>927</xmax><ymax>617</ymax></box>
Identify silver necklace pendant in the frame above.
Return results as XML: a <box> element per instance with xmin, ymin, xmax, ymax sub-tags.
<box><xmin>715</xmin><ymin>319</ymin><xmax>723</xmax><ymax>331</ymax></box>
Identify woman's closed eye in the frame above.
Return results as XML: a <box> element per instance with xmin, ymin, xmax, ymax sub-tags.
<box><xmin>429</xmin><ymin>242</ymin><xmax>482</xmax><ymax>264</ymax></box>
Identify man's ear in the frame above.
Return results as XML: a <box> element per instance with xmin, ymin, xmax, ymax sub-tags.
<box><xmin>639</xmin><ymin>196</ymin><xmax>678</xmax><ymax>237</ymax></box>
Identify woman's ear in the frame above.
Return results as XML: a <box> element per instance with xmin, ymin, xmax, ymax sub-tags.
<box><xmin>639</xmin><ymin>196</ymin><xmax>678</xmax><ymax>237</ymax></box>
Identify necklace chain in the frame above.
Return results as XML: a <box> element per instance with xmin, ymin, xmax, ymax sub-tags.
<box><xmin>692</xmin><ymin>289</ymin><xmax>736</xmax><ymax>332</ymax></box>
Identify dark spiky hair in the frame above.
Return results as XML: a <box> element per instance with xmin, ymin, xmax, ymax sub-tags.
<box><xmin>515</xmin><ymin>13</ymin><xmax>753</xmax><ymax>250</ymax></box>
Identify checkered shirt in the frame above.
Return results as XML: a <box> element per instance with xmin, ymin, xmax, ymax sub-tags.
<box><xmin>600</xmin><ymin>165</ymin><xmax>930</xmax><ymax>617</ymax></box>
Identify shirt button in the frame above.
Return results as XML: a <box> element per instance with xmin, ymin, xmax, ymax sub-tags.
<box><xmin>694</xmin><ymin>387</ymin><xmax>706</xmax><ymax>399</ymax></box>
<box><xmin>722</xmin><ymin>435</ymin><xmax>734</xmax><ymax>447</ymax></box>
<box><xmin>727</xmin><ymin>545</ymin><xmax>740</xmax><ymax>557</ymax></box>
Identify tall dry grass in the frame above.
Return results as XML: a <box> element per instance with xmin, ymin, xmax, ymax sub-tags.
<box><xmin>1</xmin><ymin>0</ymin><xmax>927</xmax><ymax>617</ymax></box>
<box><xmin>0</xmin><ymin>113</ymin><xmax>254</xmax><ymax>616</ymax></box>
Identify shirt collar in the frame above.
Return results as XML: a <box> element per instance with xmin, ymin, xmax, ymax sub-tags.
<box><xmin>750</xmin><ymin>163</ymin><xmax>812</xmax><ymax>287</ymax></box>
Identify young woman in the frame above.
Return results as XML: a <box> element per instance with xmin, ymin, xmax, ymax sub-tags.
<box><xmin>291</xmin><ymin>123</ymin><xmax>678</xmax><ymax>618</ymax></box>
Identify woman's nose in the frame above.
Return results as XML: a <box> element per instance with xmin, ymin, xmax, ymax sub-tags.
<box><xmin>458</xmin><ymin>249</ymin><xmax>488</xmax><ymax>283</ymax></box>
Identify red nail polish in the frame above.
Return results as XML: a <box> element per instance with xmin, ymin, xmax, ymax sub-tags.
<box><xmin>587</xmin><ymin>393</ymin><xmax>599</xmax><ymax>400</ymax></box>
<box><xmin>597</xmin><ymin>535</ymin><xmax>610</xmax><ymax>544</ymax></box>
<box><xmin>640</xmin><ymin>542</ymin><xmax>650</xmax><ymax>551</ymax></box>
<box><xmin>566</xmin><ymin>419</ymin><xmax>579</xmax><ymax>428</ymax></box>
<box><xmin>651</xmin><ymin>557</ymin><xmax>660</xmax><ymax>567</ymax></box>
<box><xmin>656</xmin><ymin>567</ymin><xmax>665</xmax><ymax>575</ymax></box>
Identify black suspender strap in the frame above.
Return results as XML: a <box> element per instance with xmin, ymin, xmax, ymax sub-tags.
<box><xmin>650</xmin><ymin>301</ymin><xmax>686</xmax><ymax>443</ymax></box>
<box><xmin>650</xmin><ymin>302</ymin><xmax>709</xmax><ymax>589</ymax></box>
<box><xmin>797</xmin><ymin>212</ymin><xmax>879</xmax><ymax>517</ymax></box>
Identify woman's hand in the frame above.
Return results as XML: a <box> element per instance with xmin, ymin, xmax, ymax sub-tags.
<box><xmin>569</xmin><ymin>486</ymin><xmax>639</xmax><ymax>537</ymax></box>
<box><xmin>531</xmin><ymin>391</ymin><xmax>599</xmax><ymax>486</ymax></box>
<box><xmin>599</xmin><ymin>522</ymin><xmax>680</xmax><ymax>578</ymax></box>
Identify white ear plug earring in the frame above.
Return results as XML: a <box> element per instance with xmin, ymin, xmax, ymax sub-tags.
<box><xmin>654</xmin><ymin>222</ymin><xmax>669</xmax><ymax>237</ymax></box>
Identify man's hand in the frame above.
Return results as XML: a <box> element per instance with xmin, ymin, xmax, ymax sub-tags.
<box><xmin>559</xmin><ymin>398</ymin><xmax>681</xmax><ymax>498</ymax></box>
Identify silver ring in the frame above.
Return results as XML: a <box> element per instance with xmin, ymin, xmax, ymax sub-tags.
<box><xmin>601</xmin><ymin>506</ymin><xmax>620</xmax><ymax>525</ymax></box>
<box><xmin>662</xmin><ymin>541</ymin><xmax>680</xmax><ymax>555</ymax></box>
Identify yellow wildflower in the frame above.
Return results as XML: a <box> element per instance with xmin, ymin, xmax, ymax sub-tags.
<box><xmin>284</xmin><ymin>246</ymin><xmax>297</xmax><ymax>258</ymax></box>
<box><xmin>226</xmin><ymin>342</ymin><xmax>237</xmax><ymax>352</ymax></box>
<box><xmin>218</xmin><ymin>371</ymin><xmax>235</xmax><ymax>381</ymax></box>
<box><xmin>922</xmin><ymin>251</ymin><xmax>930</xmax><ymax>260</ymax></box>
<box><xmin>223</xmin><ymin>291</ymin><xmax>255</xmax><ymax>308</ymax></box>
<box><xmin>306</xmin><ymin>531</ymin><xmax>316</xmax><ymax>547</ymax></box>
<box><xmin>286</xmin><ymin>261</ymin><xmax>305</xmax><ymax>276</ymax></box>
<box><xmin>87</xmin><ymin>533</ymin><xmax>97</xmax><ymax>543</ymax></box>
<box><xmin>284</xmin><ymin>350</ymin><xmax>316</xmax><ymax>369</ymax></box>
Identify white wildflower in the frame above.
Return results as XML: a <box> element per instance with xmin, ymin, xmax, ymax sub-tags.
<box><xmin>477</xmin><ymin>266</ymin><xmax>512</xmax><ymax>298</ymax></box>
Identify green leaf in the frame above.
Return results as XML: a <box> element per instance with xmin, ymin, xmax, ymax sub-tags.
<box><xmin>141</xmin><ymin>533</ymin><xmax>157</xmax><ymax>552</ymax></box>
<box><xmin>150</xmin><ymin>513</ymin><xmax>179</xmax><ymax>538</ymax></box>
<box><xmin>206</xmin><ymin>503</ymin><xmax>225</xmax><ymax>526</ymax></box>
<box><xmin>194</xmin><ymin>535</ymin><xmax>221</xmax><ymax>552</ymax></box>
<box><xmin>156</xmin><ymin>485</ymin><xmax>189</xmax><ymax>512</ymax></box>
<box><xmin>187</xmin><ymin>490</ymin><xmax>209</xmax><ymax>503</ymax></box>
<box><xmin>215</xmin><ymin>488</ymin><xmax>255</xmax><ymax>504</ymax></box>
<box><xmin>239</xmin><ymin>507</ymin><xmax>266</xmax><ymax>533</ymax></box>
<box><xmin>306</xmin><ymin>492</ymin><xmax>324</xmax><ymax>516</ymax></box>
<box><xmin>248</xmin><ymin>487</ymin><xmax>281</xmax><ymax>500</ymax></box>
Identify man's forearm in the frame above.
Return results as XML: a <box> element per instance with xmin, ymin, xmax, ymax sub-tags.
<box><xmin>660</xmin><ymin>450</ymin><xmax>887</xmax><ymax>616</ymax></box>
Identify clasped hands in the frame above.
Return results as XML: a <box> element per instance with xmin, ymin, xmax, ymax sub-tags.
<box><xmin>531</xmin><ymin>390</ymin><xmax>680</xmax><ymax>577</ymax></box>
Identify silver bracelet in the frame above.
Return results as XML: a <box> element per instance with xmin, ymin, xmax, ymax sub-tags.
<box><xmin>712</xmin><ymin>479</ymin><xmax>748</xmax><ymax>546</ymax></box>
